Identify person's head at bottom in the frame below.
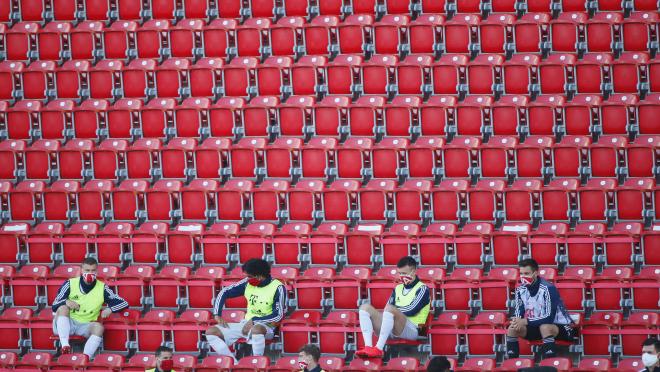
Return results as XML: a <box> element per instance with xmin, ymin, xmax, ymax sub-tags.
<box><xmin>642</xmin><ymin>337</ymin><xmax>660</xmax><ymax>369</ymax></box>
<box><xmin>427</xmin><ymin>356</ymin><xmax>452</xmax><ymax>372</ymax></box>
<box><xmin>155</xmin><ymin>346</ymin><xmax>174</xmax><ymax>372</ymax></box>
<box><xmin>298</xmin><ymin>344</ymin><xmax>321</xmax><ymax>371</ymax></box>
<box><xmin>243</xmin><ymin>258</ymin><xmax>271</xmax><ymax>286</ymax></box>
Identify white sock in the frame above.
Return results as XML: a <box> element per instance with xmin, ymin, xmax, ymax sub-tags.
<box><xmin>206</xmin><ymin>335</ymin><xmax>235</xmax><ymax>361</ymax></box>
<box><xmin>251</xmin><ymin>334</ymin><xmax>266</xmax><ymax>356</ymax></box>
<box><xmin>56</xmin><ymin>316</ymin><xmax>71</xmax><ymax>347</ymax></box>
<box><xmin>83</xmin><ymin>335</ymin><xmax>103</xmax><ymax>357</ymax></box>
<box><xmin>376</xmin><ymin>311</ymin><xmax>394</xmax><ymax>350</ymax></box>
<box><xmin>359</xmin><ymin>309</ymin><xmax>374</xmax><ymax>347</ymax></box>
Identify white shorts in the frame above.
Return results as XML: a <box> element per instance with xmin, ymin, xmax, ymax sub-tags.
<box><xmin>213</xmin><ymin>319</ymin><xmax>275</xmax><ymax>346</ymax></box>
<box><xmin>392</xmin><ymin>319</ymin><xmax>420</xmax><ymax>340</ymax></box>
<box><xmin>52</xmin><ymin>316</ymin><xmax>93</xmax><ymax>338</ymax></box>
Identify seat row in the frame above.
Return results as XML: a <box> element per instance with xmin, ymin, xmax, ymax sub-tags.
<box><xmin>1</xmin><ymin>216</ymin><xmax>658</xmax><ymax>269</ymax></box>
<box><xmin>4</xmin><ymin>0</ymin><xmax>660</xmax><ymax>24</ymax></box>
<box><xmin>0</xmin><ymin>166</ymin><xmax>658</xmax><ymax>225</ymax></box>
<box><xmin>1</xmin><ymin>303</ymin><xmax>657</xmax><ymax>360</ymax></box>
<box><xmin>1</xmin><ymin>134</ymin><xmax>658</xmax><ymax>184</ymax></box>
<box><xmin>2</xmin><ymin>51</ymin><xmax>660</xmax><ymax>105</ymax></box>
<box><xmin>2</xmin><ymin>11</ymin><xmax>659</xmax><ymax>63</ymax></box>
<box><xmin>0</xmin><ymin>351</ymin><xmax>655</xmax><ymax>372</ymax></box>
<box><xmin>2</xmin><ymin>94</ymin><xmax>659</xmax><ymax>144</ymax></box>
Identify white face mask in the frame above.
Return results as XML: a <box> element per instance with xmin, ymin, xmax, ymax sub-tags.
<box><xmin>642</xmin><ymin>353</ymin><xmax>659</xmax><ymax>367</ymax></box>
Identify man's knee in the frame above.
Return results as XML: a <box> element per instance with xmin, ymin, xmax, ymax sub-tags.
<box><xmin>384</xmin><ymin>304</ymin><xmax>403</xmax><ymax>317</ymax></box>
<box><xmin>506</xmin><ymin>325</ymin><xmax>517</xmax><ymax>337</ymax></box>
<box><xmin>56</xmin><ymin>306</ymin><xmax>70</xmax><ymax>316</ymax></box>
<box><xmin>539</xmin><ymin>324</ymin><xmax>558</xmax><ymax>337</ymax></box>
<box><xmin>359</xmin><ymin>304</ymin><xmax>375</xmax><ymax>313</ymax></box>
<box><xmin>251</xmin><ymin>324</ymin><xmax>267</xmax><ymax>335</ymax></box>
<box><xmin>89</xmin><ymin>322</ymin><xmax>104</xmax><ymax>336</ymax></box>
<box><xmin>206</xmin><ymin>326</ymin><xmax>223</xmax><ymax>338</ymax></box>
<box><xmin>507</xmin><ymin>325</ymin><xmax>525</xmax><ymax>337</ymax></box>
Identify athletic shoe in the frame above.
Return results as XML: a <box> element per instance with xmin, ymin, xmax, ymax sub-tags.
<box><xmin>61</xmin><ymin>346</ymin><xmax>72</xmax><ymax>354</ymax></box>
<box><xmin>356</xmin><ymin>346</ymin><xmax>384</xmax><ymax>358</ymax></box>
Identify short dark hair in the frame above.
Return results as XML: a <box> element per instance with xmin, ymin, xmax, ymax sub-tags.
<box><xmin>155</xmin><ymin>345</ymin><xmax>173</xmax><ymax>357</ymax></box>
<box><xmin>397</xmin><ymin>256</ymin><xmax>418</xmax><ymax>269</ymax></box>
<box><xmin>243</xmin><ymin>258</ymin><xmax>271</xmax><ymax>278</ymax></box>
<box><xmin>81</xmin><ymin>257</ymin><xmax>98</xmax><ymax>267</ymax></box>
<box><xmin>299</xmin><ymin>344</ymin><xmax>321</xmax><ymax>362</ymax></box>
<box><xmin>518</xmin><ymin>258</ymin><xmax>539</xmax><ymax>272</ymax></box>
<box><xmin>427</xmin><ymin>356</ymin><xmax>451</xmax><ymax>372</ymax></box>
<box><xmin>642</xmin><ymin>337</ymin><xmax>660</xmax><ymax>351</ymax></box>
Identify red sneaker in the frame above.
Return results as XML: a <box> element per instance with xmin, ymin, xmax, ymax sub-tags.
<box><xmin>356</xmin><ymin>346</ymin><xmax>384</xmax><ymax>358</ymax></box>
<box><xmin>61</xmin><ymin>346</ymin><xmax>71</xmax><ymax>354</ymax></box>
<box><xmin>355</xmin><ymin>347</ymin><xmax>370</xmax><ymax>357</ymax></box>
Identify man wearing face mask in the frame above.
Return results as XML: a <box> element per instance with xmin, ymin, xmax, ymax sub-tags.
<box><xmin>298</xmin><ymin>344</ymin><xmax>325</xmax><ymax>372</ymax></box>
<box><xmin>51</xmin><ymin>257</ymin><xmax>129</xmax><ymax>357</ymax></box>
<box><xmin>205</xmin><ymin>258</ymin><xmax>286</xmax><ymax>362</ymax></box>
<box><xmin>641</xmin><ymin>338</ymin><xmax>660</xmax><ymax>372</ymax></box>
<box><xmin>145</xmin><ymin>346</ymin><xmax>175</xmax><ymax>372</ymax></box>
<box><xmin>506</xmin><ymin>259</ymin><xmax>574</xmax><ymax>360</ymax></box>
<box><xmin>355</xmin><ymin>256</ymin><xmax>430</xmax><ymax>358</ymax></box>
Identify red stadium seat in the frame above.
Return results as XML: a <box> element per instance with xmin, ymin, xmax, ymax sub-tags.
<box><xmin>456</xmin><ymin>357</ymin><xmax>496</xmax><ymax>371</ymax></box>
<box><xmin>233</xmin><ymin>356</ymin><xmax>270</xmax><ymax>372</ymax></box>
<box><xmin>540</xmin><ymin>357</ymin><xmax>573</xmax><ymax>372</ymax></box>
<box><xmin>124</xmin><ymin>354</ymin><xmax>156</xmax><ymax>371</ymax></box>
<box><xmin>308</xmin><ymin>222</ymin><xmax>347</xmax><ymax>266</ymax></box>
<box><xmin>419</xmin><ymin>223</ymin><xmax>457</xmax><ymax>266</ymax></box>
<box><xmin>15</xmin><ymin>352</ymin><xmax>53</xmax><ymax>370</ymax></box>
<box><xmin>196</xmin><ymin>355</ymin><xmax>234</xmax><ymax>372</ymax></box>
<box><xmin>136</xmin><ymin>310</ymin><xmax>175</xmax><ymax>352</ymax></box>
<box><xmin>0</xmin><ymin>308</ymin><xmax>32</xmax><ymax>350</ymax></box>
<box><xmin>429</xmin><ymin>312</ymin><xmax>470</xmax><ymax>356</ymax></box>
<box><xmin>581</xmin><ymin>311</ymin><xmax>622</xmax><ymax>356</ymax></box>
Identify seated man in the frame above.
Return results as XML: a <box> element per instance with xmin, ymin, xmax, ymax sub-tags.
<box><xmin>507</xmin><ymin>259</ymin><xmax>576</xmax><ymax>359</ymax></box>
<box><xmin>145</xmin><ymin>346</ymin><xmax>174</xmax><ymax>372</ymax></box>
<box><xmin>205</xmin><ymin>258</ymin><xmax>286</xmax><ymax>362</ymax></box>
<box><xmin>355</xmin><ymin>256</ymin><xmax>430</xmax><ymax>358</ymax></box>
<box><xmin>641</xmin><ymin>337</ymin><xmax>660</xmax><ymax>372</ymax></box>
<box><xmin>52</xmin><ymin>257</ymin><xmax>129</xmax><ymax>356</ymax></box>
<box><xmin>298</xmin><ymin>344</ymin><xmax>324</xmax><ymax>372</ymax></box>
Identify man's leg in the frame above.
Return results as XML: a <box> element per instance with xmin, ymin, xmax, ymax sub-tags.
<box><xmin>375</xmin><ymin>305</ymin><xmax>409</xmax><ymax>350</ymax></box>
<box><xmin>358</xmin><ymin>304</ymin><xmax>383</xmax><ymax>348</ymax></box>
<box><xmin>539</xmin><ymin>324</ymin><xmax>560</xmax><ymax>358</ymax></box>
<box><xmin>54</xmin><ymin>306</ymin><xmax>72</xmax><ymax>350</ymax></box>
<box><xmin>506</xmin><ymin>323</ymin><xmax>527</xmax><ymax>358</ymax></box>
<box><xmin>249</xmin><ymin>324</ymin><xmax>268</xmax><ymax>356</ymax></box>
<box><xmin>205</xmin><ymin>326</ymin><xmax>237</xmax><ymax>362</ymax></box>
<box><xmin>82</xmin><ymin>322</ymin><xmax>104</xmax><ymax>358</ymax></box>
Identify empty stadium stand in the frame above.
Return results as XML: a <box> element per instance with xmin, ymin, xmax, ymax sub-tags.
<box><xmin>0</xmin><ymin>0</ymin><xmax>659</xmax><ymax>370</ymax></box>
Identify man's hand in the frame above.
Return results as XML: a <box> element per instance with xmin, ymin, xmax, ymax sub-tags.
<box><xmin>101</xmin><ymin>308</ymin><xmax>112</xmax><ymax>319</ymax></box>
<box><xmin>510</xmin><ymin>317</ymin><xmax>527</xmax><ymax>331</ymax></box>
<box><xmin>241</xmin><ymin>320</ymin><xmax>254</xmax><ymax>335</ymax></box>
<box><xmin>65</xmin><ymin>300</ymin><xmax>80</xmax><ymax>311</ymax></box>
<box><xmin>214</xmin><ymin>316</ymin><xmax>228</xmax><ymax>328</ymax></box>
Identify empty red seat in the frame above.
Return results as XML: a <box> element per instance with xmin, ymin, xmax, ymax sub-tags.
<box><xmin>627</xmin><ymin>135</ymin><xmax>659</xmax><ymax>178</ymax></box>
<box><xmin>338</xmin><ymin>15</ymin><xmax>373</xmax><ymax>55</ymax></box>
<box><xmin>578</xmin><ymin>179</ymin><xmax>617</xmax><ymax>222</ymax></box>
<box><xmin>622</xmin><ymin>12</ymin><xmax>658</xmax><ymax>53</ymax></box>
<box><xmin>445</xmin><ymin>14</ymin><xmax>480</xmax><ymax>54</ymax></box>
